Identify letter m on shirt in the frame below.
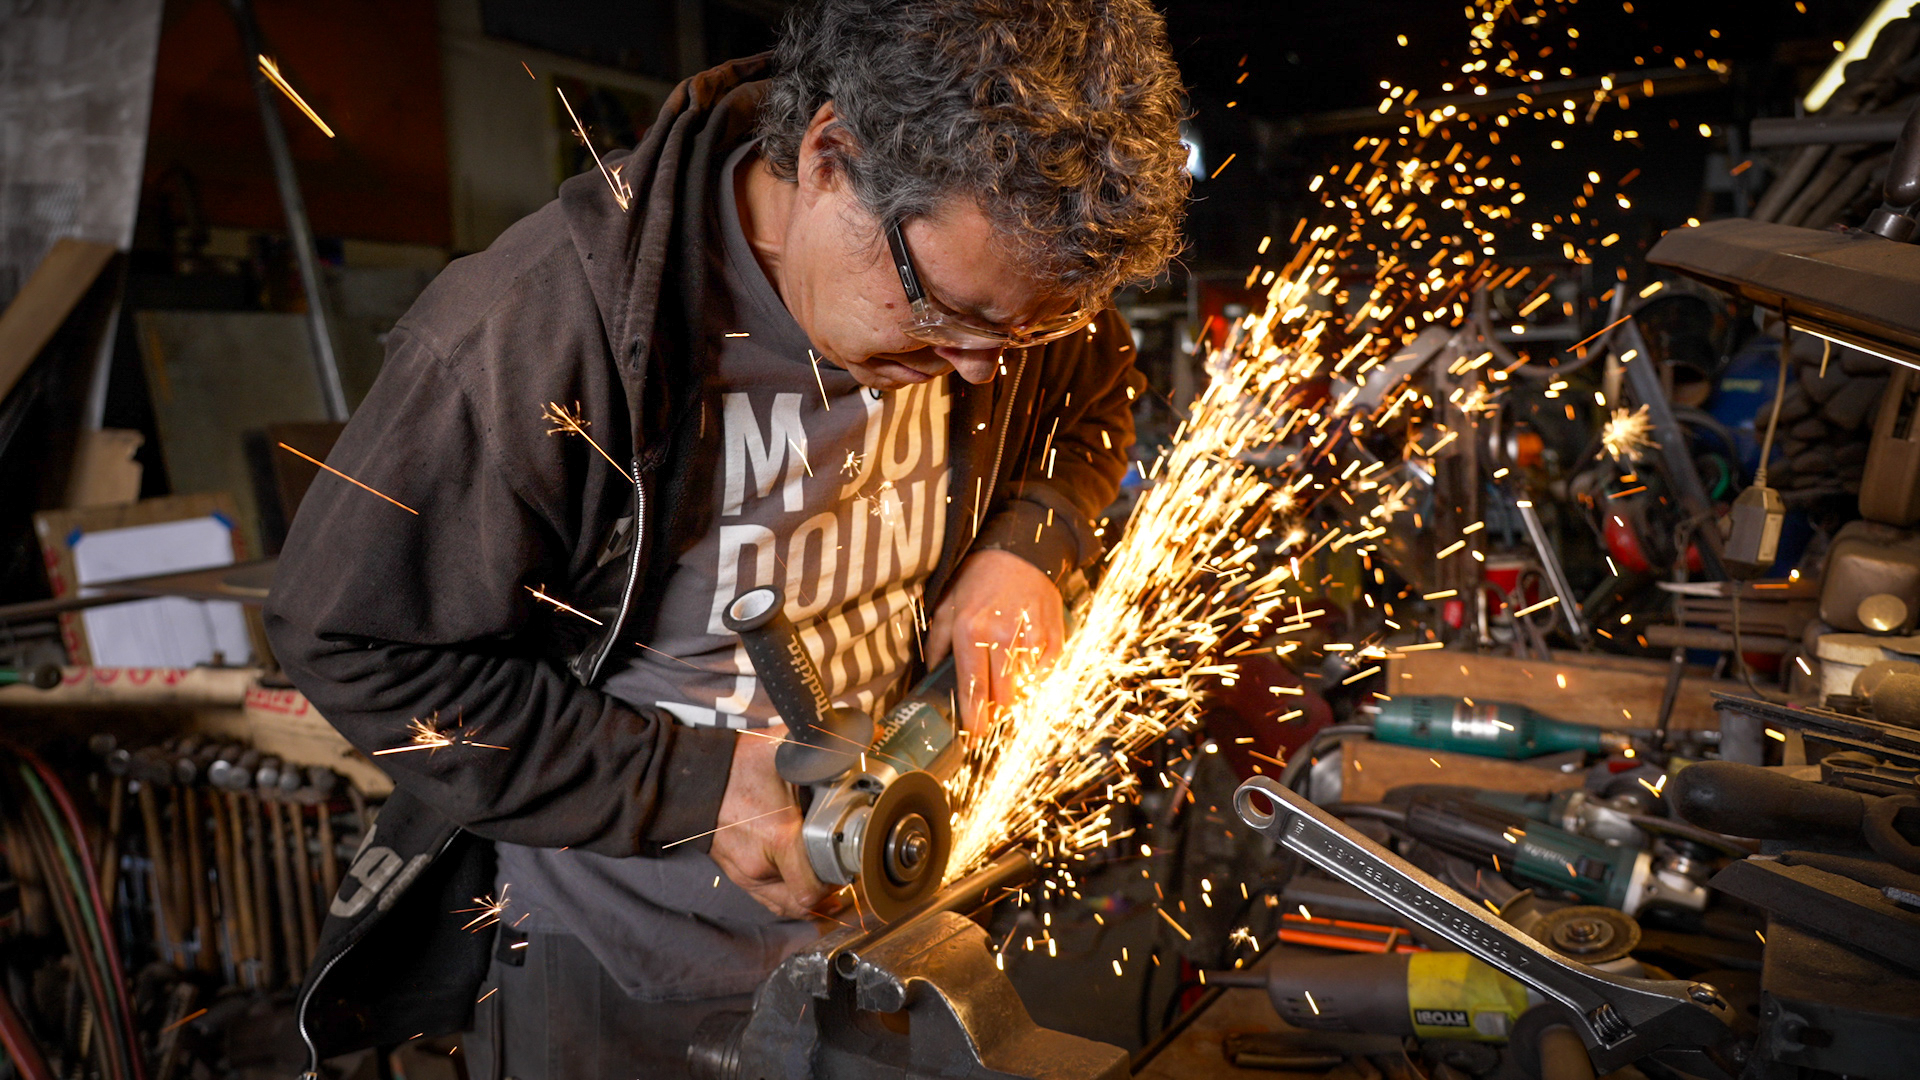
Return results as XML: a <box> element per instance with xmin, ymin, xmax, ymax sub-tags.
<box><xmin>722</xmin><ymin>392</ymin><xmax>808</xmax><ymax>516</ymax></box>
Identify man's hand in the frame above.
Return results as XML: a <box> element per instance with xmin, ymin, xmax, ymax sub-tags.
<box><xmin>710</xmin><ymin>725</ymin><xmax>829</xmax><ymax>918</ymax></box>
<box><xmin>925</xmin><ymin>550</ymin><xmax>1066</xmax><ymax>732</ymax></box>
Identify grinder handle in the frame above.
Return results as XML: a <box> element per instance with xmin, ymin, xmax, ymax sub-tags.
<box><xmin>722</xmin><ymin>587</ymin><xmax>832</xmax><ymax>736</ymax></box>
<box><xmin>1667</xmin><ymin>760</ymin><xmax>1868</xmax><ymax>841</ymax></box>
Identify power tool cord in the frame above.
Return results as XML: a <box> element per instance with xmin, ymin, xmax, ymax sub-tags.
<box><xmin>1280</xmin><ymin>725</ymin><xmax>1375</xmax><ymax>794</ymax></box>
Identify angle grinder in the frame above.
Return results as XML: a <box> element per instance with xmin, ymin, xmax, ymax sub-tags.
<box><xmin>723</xmin><ymin>587</ymin><xmax>962</xmax><ymax>920</ymax></box>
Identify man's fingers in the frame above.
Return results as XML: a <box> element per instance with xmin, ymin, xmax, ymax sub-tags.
<box><xmin>925</xmin><ymin>602</ymin><xmax>955</xmax><ymax>664</ymax></box>
<box><xmin>955</xmin><ymin>637</ymin><xmax>992</xmax><ymax>732</ymax></box>
<box><xmin>768</xmin><ymin>823</ymin><xmax>828</xmax><ymax>914</ymax></box>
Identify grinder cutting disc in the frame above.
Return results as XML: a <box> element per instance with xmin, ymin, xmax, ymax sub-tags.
<box><xmin>857</xmin><ymin>769</ymin><xmax>952</xmax><ymax>921</ymax></box>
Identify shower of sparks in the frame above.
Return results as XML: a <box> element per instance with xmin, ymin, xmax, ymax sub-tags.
<box><xmin>1600</xmin><ymin>404</ymin><xmax>1657</xmax><ymax>462</ymax></box>
<box><xmin>556</xmin><ymin>86</ymin><xmax>632</xmax><ymax>211</ymax></box>
<box><xmin>278</xmin><ymin>442</ymin><xmax>417</xmax><ymax>515</ymax></box>
<box><xmin>940</xmin><ymin>0</ymin><xmax>1717</xmax><ymax>894</ymax></box>
<box><xmin>374</xmin><ymin>714</ymin><xmax>510</xmax><ymax>757</ymax></box>
<box><xmin>257</xmin><ymin>56</ymin><xmax>335</xmax><ymax>138</ymax></box>
<box><xmin>542</xmin><ymin>401</ymin><xmax>634</xmax><ymax>481</ymax></box>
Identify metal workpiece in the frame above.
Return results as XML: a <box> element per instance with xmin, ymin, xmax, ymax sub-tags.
<box><xmin>1233</xmin><ymin>777</ymin><xmax>1741</xmax><ymax>1078</ymax></box>
<box><xmin>1512</xmin><ymin>498</ymin><xmax>1587</xmax><ymax>642</ymax></box>
<box><xmin>827</xmin><ymin>848</ymin><xmax>1036</xmax><ymax>984</ymax></box>
<box><xmin>692</xmin><ymin>906</ymin><xmax>1127</xmax><ymax>1080</ymax></box>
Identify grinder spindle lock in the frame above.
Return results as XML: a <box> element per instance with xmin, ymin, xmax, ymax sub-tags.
<box><xmin>722</xmin><ymin>587</ymin><xmax>962</xmax><ymax>919</ymax></box>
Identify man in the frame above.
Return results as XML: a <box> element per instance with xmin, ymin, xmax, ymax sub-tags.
<box><xmin>266</xmin><ymin>0</ymin><xmax>1187</xmax><ymax>1075</ymax></box>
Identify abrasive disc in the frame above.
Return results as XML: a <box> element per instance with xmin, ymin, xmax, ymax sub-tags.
<box><xmin>857</xmin><ymin>769</ymin><xmax>952</xmax><ymax>922</ymax></box>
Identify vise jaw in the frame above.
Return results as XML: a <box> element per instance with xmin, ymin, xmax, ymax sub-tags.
<box><xmin>689</xmin><ymin>911</ymin><xmax>1129</xmax><ymax>1080</ymax></box>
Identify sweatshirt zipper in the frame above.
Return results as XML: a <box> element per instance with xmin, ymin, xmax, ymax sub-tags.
<box><xmin>296</xmin><ymin>829</ymin><xmax>464</xmax><ymax>1077</ymax></box>
<box><xmin>582</xmin><ymin>461</ymin><xmax>648</xmax><ymax>685</ymax></box>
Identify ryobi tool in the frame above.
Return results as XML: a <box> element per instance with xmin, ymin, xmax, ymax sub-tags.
<box><xmin>1373</xmin><ymin>695</ymin><xmax>1632</xmax><ymax>759</ymax></box>
<box><xmin>723</xmin><ymin>587</ymin><xmax>961</xmax><ymax>920</ymax></box>
<box><xmin>1210</xmin><ymin>951</ymin><xmax>1533</xmax><ymax>1042</ymax></box>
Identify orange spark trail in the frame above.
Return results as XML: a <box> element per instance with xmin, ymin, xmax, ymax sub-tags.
<box><xmin>278</xmin><ymin>442</ymin><xmax>416</xmax><ymax>514</ymax></box>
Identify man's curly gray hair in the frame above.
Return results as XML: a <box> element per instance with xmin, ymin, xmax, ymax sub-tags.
<box><xmin>756</xmin><ymin>0</ymin><xmax>1190</xmax><ymax>302</ymax></box>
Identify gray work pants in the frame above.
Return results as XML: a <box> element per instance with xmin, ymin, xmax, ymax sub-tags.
<box><xmin>465</xmin><ymin>930</ymin><xmax>753</xmax><ymax>1080</ymax></box>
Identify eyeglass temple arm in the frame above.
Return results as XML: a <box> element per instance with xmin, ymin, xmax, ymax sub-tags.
<box><xmin>885</xmin><ymin>220</ymin><xmax>929</xmax><ymax>307</ymax></box>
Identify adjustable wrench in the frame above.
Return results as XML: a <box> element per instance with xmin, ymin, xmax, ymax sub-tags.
<box><xmin>1233</xmin><ymin>776</ymin><xmax>1744</xmax><ymax>1079</ymax></box>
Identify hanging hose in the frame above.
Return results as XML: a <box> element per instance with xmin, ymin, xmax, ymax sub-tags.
<box><xmin>2</xmin><ymin>746</ymin><xmax>145</xmax><ymax>1080</ymax></box>
<box><xmin>11</xmin><ymin>787</ymin><xmax>127</xmax><ymax>1080</ymax></box>
<box><xmin>15</xmin><ymin>751</ymin><xmax>145</xmax><ymax>1080</ymax></box>
<box><xmin>0</xmin><ymin>980</ymin><xmax>54</xmax><ymax>1080</ymax></box>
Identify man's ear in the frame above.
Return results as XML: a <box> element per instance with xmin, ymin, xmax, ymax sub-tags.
<box><xmin>796</xmin><ymin>100</ymin><xmax>853</xmax><ymax>198</ymax></box>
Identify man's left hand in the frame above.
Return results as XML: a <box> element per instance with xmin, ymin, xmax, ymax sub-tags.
<box><xmin>925</xmin><ymin>550</ymin><xmax>1065</xmax><ymax>732</ymax></box>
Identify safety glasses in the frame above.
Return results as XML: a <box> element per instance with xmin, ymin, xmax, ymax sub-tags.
<box><xmin>885</xmin><ymin>219</ymin><xmax>1098</xmax><ymax>351</ymax></box>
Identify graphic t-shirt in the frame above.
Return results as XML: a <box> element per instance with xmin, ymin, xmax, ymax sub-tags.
<box><xmin>494</xmin><ymin>139</ymin><xmax>951</xmax><ymax>999</ymax></box>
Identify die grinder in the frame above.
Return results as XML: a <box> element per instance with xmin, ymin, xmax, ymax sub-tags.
<box><xmin>722</xmin><ymin>587</ymin><xmax>962</xmax><ymax>920</ymax></box>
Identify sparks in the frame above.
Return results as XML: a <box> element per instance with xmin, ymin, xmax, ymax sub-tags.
<box><xmin>555</xmin><ymin>86</ymin><xmax>632</xmax><ymax>211</ymax></box>
<box><xmin>374</xmin><ymin>714</ymin><xmax>511</xmax><ymax>757</ymax></box>
<box><xmin>257</xmin><ymin>56</ymin><xmax>335</xmax><ymax>138</ymax></box>
<box><xmin>542</xmin><ymin>401</ymin><xmax>634</xmax><ymax>481</ymax></box>
<box><xmin>457</xmin><ymin>884</ymin><xmax>510</xmax><ymax>932</ymax></box>
<box><xmin>1600</xmin><ymin>404</ymin><xmax>1657</xmax><ymax>462</ymax></box>
<box><xmin>278</xmin><ymin>442</ymin><xmax>418</xmax><ymax>515</ymax></box>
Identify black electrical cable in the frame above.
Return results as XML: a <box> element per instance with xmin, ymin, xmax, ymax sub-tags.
<box><xmin>1621</xmin><ymin>813</ymin><xmax>1759</xmax><ymax>857</ymax></box>
<box><xmin>1279</xmin><ymin>725</ymin><xmax>1373</xmax><ymax>793</ymax></box>
<box><xmin>1729</xmin><ymin>592</ymin><xmax>1786</xmax><ymax>705</ymax></box>
<box><xmin>1322</xmin><ymin>802</ymin><xmax>1411</xmax><ymax>828</ymax></box>
<box><xmin>1135</xmin><ymin>985</ymin><xmax>1226</xmax><ymax>1069</ymax></box>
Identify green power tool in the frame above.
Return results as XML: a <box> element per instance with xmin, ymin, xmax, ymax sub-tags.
<box><xmin>1372</xmin><ymin>695</ymin><xmax>1631</xmax><ymax>759</ymax></box>
<box><xmin>1399</xmin><ymin>794</ymin><xmax>1707</xmax><ymax>916</ymax></box>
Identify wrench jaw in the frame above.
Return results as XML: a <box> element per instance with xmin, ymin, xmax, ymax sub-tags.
<box><xmin>1234</xmin><ymin>777</ymin><xmax>1743</xmax><ymax>1080</ymax></box>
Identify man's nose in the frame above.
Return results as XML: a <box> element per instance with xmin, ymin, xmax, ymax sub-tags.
<box><xmin>937</xmin><ymin>347</ymin><xmax>1005</xmax><ymax>385</ymax></box>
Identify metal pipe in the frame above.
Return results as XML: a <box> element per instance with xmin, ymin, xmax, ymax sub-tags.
<box><xmin>223</xmin><ymin>0</ymin><xmax>348</xmax><ymax>421</ymax></box>
<box><xmin>829</xmin><ymin>849</ymin><xmax>1035</xmax><ymax>978</ymax></box>
<box><xmin>1514</xmin><ymin>498</ymin><xmax>1589</xmax><ymax>641</ymax></box>
<box><xmin>1751</xmin><ymin>114</ymin><xmax>1910</xmax><ymax>148</ymax></box>
<box><xmin>1617</xmin><ymin>319</ymin><xmax>1726</xmax><ymax>579</ymax></box>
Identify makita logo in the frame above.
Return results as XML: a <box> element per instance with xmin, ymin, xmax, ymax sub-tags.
<box><xmin>1415</xmin><ymin>1009</ymin><xmax>1470</xmax><ymax>1027</ymax></box>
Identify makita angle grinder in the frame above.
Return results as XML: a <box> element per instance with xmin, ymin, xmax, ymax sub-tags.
<box><xmin>722</xmin><ymin>587</ymin><xmax>961</xmax><ymax>920</ymax></box>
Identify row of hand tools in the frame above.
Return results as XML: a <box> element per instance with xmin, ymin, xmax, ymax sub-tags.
<box><xmin>85</xmin><ymin>736</ymin><xmax>367</xmax><ymax>993</ymax></box>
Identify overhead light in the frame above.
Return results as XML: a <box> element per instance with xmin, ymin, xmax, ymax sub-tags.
<box><xmin>1805</xmin><ymin>0</ymin><xmax>1917</xmax><ymax>112</ymax></box>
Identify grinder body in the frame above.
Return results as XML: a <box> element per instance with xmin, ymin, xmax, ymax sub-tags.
<box><xmin>722</xmin><ymin>587</ymin><xmax>960</xmax><ymax>920</ymax></box>
<box><xmin>798</xmin><ymin>662</ymin><xmax>961</xmax><ymax>915</ymax></box>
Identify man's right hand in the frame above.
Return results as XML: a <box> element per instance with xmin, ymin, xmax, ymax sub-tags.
<box><xmin>710</xmin><ymin>725</ymin><xmax>830</xmax><ymax>918</ymax></box>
